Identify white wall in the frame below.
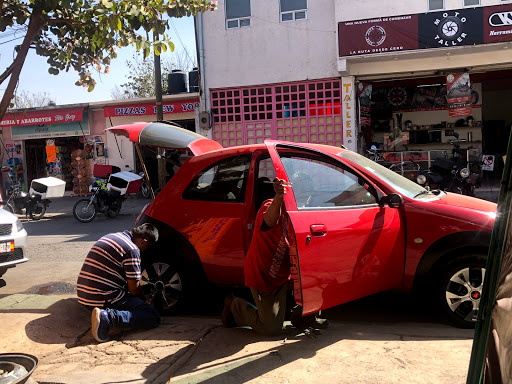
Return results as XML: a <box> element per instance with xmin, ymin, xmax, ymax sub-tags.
<box><xmin>202</xmin><ymin>0</ymin><xmax>339</xmax><ymax>90</ymax></box>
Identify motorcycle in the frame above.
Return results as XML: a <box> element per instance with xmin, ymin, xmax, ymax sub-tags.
<box><xmin>72</xmin><ymin>178</ymin><xmax>125</xmax><ymax>223</ymax></box>
<box><xmin>416</xmin><ymin>133</ymin><xmax>481</xmax><ymax>196</ymax></box>
<box><xmin>0</xmin><ymin>166</ymin><xmax>50</xmax><ymax>220</ymax></box>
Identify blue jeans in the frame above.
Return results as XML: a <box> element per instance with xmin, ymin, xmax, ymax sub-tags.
<box><xmin>104</xmin><ymin>295</ymin><xmax>161</xmax><ymax>330</ymax></box>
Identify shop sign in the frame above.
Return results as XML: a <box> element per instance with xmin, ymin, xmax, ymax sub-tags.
<box><xmin>104</xmin><ymin>99</ymin><xmax>199</xmax><ymax>117</ymax></box>
<box><xmin>1</xmin><ymin>107</ymin><xmax>84</xmax><ymax>127</ymax></box>
<box><xmin>11</xmin><ymin>120</ymin><xmax>90</xmax><ymax>140</ymax></box>
<box><xmin>446</xmin><ymin>73</ymin><xmax>472</xmax><ymax>117</ymax></box>
<box><xmin>482</xmin><ymin>155</ymin><xmax>495</xmax><ymax>171</ymax></box>
<box><xmin>339</xmin><ymin>3</ymin><xmax>512</xmax><ymax>57</ymax></box>
<box><xmin>342</xmin><ymin>77</ymin><xmax>356</xmax><ymax>152</ymax></box>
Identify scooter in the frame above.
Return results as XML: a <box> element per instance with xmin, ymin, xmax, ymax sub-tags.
<box><xmin>0</xmin><ymin>166</ymin><xmax>49</xmax><ymax>220</ymax></box>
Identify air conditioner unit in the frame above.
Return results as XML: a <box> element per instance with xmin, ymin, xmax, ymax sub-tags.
<box><xmin>199</xmin><ymin>111</ymin><xmax>211</xmax><ymax>130</ymax></box>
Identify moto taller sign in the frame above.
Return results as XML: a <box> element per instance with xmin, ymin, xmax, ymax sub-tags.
<box><xmin>339</xmin><ymin>4</ymin><xmax>512</xmax><ymax>57</ymax></box>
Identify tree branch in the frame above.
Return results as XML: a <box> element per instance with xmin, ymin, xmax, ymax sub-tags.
<box><xmin>0</xmin><ymin>8</ymin><xmax>43</xmax><ymax>122</ymax></box>
<box><xmin>0</xmin><ymin>62</ymin><xmax>15</xmax><ymax>85</ymax></box>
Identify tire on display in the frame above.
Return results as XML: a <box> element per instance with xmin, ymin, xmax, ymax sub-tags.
<box><xmin>29</xmin><ymin>201</ymin><xmax>46</xmax><ymax>220</ymax></box>
<box><xmin>73</xmin><ymin>199</ymin><xmax>97</xmax><ymax>223</ymax></box>
<box><xmin>436</xmin><ymin>254</ymin><xmax>487</xmax><ymax>328</ymax></box>
<box><xmin>141</xmin><ymin>261</ymin><xmax>186</xmax><ymax>315</ymax></box>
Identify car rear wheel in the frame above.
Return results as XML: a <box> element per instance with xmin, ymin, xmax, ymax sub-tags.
<box><xmin>141</xmin><ymin>262</ymin><xmax>185</xmax><ymax>315</ymax></box>
<box><xmin>436</xmin><ymin>254</ymin><xmax>487</xmax><ymax>328</ymax></box>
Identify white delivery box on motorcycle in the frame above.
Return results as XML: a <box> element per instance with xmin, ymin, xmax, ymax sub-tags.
<box><xmin>29</xmin><ymin>177</ymin><xmax>66</xmax><ymax>199</ymax></box>
<box><xmin>107</xmin><ymin>171</ymin><xmax>142</xmax><ymax>195</ymax></box>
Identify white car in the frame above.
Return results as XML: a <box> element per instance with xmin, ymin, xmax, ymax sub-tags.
<box><xmin>0</xmin><ymin>208</ymin><xmax>28</xmax><ymax>279</ymax></box>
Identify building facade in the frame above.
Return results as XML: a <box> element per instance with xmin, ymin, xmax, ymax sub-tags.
<box><xmin>198</xmin><ymin>0</ymin><xmax>512</xmax><ymax>182</ymax></box>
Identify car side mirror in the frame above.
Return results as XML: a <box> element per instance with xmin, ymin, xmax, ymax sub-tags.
<box><xmin>380</xmin><ymin>193</ymin><xmax>403</xmax><ymax>209</ymax></box>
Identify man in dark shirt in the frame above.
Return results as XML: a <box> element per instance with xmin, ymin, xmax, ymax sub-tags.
<box><xmin>77</xmin><ymin>223</ymin><xmax>160</xmax><ymax>343</ymax></box>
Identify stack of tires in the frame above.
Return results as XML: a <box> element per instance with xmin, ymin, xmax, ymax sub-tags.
<box><xmin>71</xmin><ymin>149</ymin><xmax>91</xmax><ymax>196</ymax></box>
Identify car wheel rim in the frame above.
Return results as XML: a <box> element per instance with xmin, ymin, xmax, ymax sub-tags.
<box><xmin>445</xmin><ymin>266</ymin><xmax>485</xmax><ymax>323</ymax></box>
<box><xmin>141</xmin><ymin>262</ymin><xmax>183</xmax><ymax>311</ymax></box>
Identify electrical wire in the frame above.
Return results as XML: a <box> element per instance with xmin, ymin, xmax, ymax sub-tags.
<box><xmin>169</xmin><ymin>19</ymin><xmax>195</xmax><ymax>67</ymax></box>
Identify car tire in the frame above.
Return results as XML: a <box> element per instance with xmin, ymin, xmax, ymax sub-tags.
<box><xmin>141</xmin><ymin>261</ymin><xmax>186</xmax><ymax>315</ymax></box>
<box><xmin>435</xmin><ymin>254</ymin><xmax>487</xmax><ymax>328</ymax></box>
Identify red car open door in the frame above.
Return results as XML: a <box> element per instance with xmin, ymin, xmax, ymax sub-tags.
<box><xmin>265</xmin><ymin>141</ymin><xmax>406</xmax><ymax>315</ymax></box>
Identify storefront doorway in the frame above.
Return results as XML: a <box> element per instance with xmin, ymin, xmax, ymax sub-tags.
<box><xmin>24</xmin><ymin>137</ymin><xmax>82</xmax><ymax>190</ymax></box>
<box><xmin>359</xmin><ymin>69</ymin><xmax>512</xmax><ymax>186</ymax></box>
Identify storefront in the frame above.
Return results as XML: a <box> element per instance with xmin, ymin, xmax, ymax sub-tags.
<box><xmin>90</xmin><ymin>94</ymin><xmax>200</xmax><ymax>190</ymax></box>
<box><xmin>0</xmin><ymin>105</ymin><xmax>89</xmax><ymax>192</ymax></box>
<box><xmin>337</xmin><ymin>3</ymin><xmax>512</xmax><ymax>185</ymax></box>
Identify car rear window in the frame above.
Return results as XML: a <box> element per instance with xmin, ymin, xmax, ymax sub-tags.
<box><xmin>183</xmin><ymin>154</ymin><xmax>252</xmax><ymax>202</ymax></box>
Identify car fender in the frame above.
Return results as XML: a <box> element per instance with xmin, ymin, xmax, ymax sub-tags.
<box><xmin>137</xmin><ymin>214</ymin><xmax>208</xmax><ymax>282</ymax></box>
<box><xmin>407</xmin><ymin>230</ymin><xmax>491</xmax><ymax>292</ymax></box>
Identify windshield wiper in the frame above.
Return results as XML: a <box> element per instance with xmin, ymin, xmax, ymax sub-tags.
<box><xmin>413</xmin><ymin>190</ymin><xmax>432</xmax><ymax>198</ymax></box>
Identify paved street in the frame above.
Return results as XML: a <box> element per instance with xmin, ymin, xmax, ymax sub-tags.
<box><xmin>0</xmin><ymin>195</ymin><xmax>477</xmax><ymax>383</ymax></box>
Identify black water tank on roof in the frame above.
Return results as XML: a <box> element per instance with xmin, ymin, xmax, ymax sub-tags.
<box><xmin>189</xmin><ymin>68</ymin><xmax>199</xmax><ymax>93</ymax></box>
<box><xmin>167</xmin><ymin>69</ymin><xmax>187</xmax><ymax>94</ymax></box>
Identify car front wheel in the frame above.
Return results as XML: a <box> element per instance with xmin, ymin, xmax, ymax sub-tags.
<box><xmin>437</xmin><ymin>254</ymin><xmax>487</xmax><ymax>328</ymax></box>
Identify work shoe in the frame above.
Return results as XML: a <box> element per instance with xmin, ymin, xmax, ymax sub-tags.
<box><xmin>221</xmin><ymin>295</ymin><xmax>237</xmax><ymax>328</ymax></box>
<box><xmin>91</xmin><ymin>307</ymin><xmax>111</xmax><ymax>343</ymax></box>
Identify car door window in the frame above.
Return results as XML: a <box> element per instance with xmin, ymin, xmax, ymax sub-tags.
<box><xmin>183</xmin><ymin>154</ymin><xmax>251</xmax><ymax>202</ymax></box>
<box><xmin>279</xmin><ymin>153</ymin><xmax>378</xmax><ymax>209</ymax></box>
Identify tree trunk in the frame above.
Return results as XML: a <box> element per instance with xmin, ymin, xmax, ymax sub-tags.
<box><xmin>0</xmin><ymin>8</ymin><xmax>43</xmax><ymax>122</ymax></box>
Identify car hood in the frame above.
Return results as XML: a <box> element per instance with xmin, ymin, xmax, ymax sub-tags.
<box><xmin>0</xmin><ymin>207</ymin><xmax>18</xmax><ymax>224</ymax></box>
<box><xmin>413</xmin><ymin>192</ymin><xmax>497</xmax><ymax>229</ymax></box>
<box><xmin>430</xmin><ymin>192</ymin><xmax>497</xmax><ymax>213</ymax></box>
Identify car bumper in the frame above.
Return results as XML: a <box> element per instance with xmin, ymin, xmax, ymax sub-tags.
<box><xmin>0</xmin><ymin>228</ymin><xmax>28</xmax><ymax>269</ymax></box>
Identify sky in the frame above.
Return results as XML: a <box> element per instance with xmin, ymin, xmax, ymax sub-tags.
<box><xmin>0</xmin><ymin>16</ymin><xmax>198</xmax><ymax>106</ymax></box>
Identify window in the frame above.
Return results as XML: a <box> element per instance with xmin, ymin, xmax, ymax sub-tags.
<box><xmin>183</xmin><ymin>155</ymin><xmax>251</xmax><ymax>202</ymax></box>
<box><xmin>280</xmin><ymin>0</ymin><xmax>307</xmax><ymax>22</ymax></box>
<box><xmin>463</xmin><ymin>0</ymin><xmax>480</xmax><ymax>5</ymax></box>
<box><xmin>278</xmin><ymin>152</ymin><xmax>378</xmax><ymax>209</ymax></box>
<box><xmin>428</xmin><ymin>0</ymin><xmax>444</xmax><ymax>10</ymax></box>
<box><xmin>226</xmin><ymin>0</ymin><xmax>251</xmax><ymax>29</ymax></box>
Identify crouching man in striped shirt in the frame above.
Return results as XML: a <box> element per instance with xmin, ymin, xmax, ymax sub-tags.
<box><xmin>77</xmin><ymin>223</ymin><xmax>160</xmax><ymax>343</ymax></box>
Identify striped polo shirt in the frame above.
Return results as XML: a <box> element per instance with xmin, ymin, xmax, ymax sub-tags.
<box><xmin>77</xmin><ymin>231</ymin><xmax>141</xmax><ymax>308</ymax></box>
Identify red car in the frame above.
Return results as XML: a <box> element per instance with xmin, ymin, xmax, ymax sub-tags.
<box><xmin>108</xmin><ymin>122</ymin><xmax>496</xmax><ymax>328</ymax></box>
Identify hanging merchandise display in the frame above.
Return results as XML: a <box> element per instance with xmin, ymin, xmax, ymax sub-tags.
<box><xmin>71</xmin><ymin>149</ymin><xmax>91</xmax><ymax>196</ymax></box>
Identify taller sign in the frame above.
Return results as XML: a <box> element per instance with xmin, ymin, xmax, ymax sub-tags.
<box><xmin>339</xmin><ymin>4</ymin><xmax>512</xmax><ymax>57</ymax></box>
<box><xmin>342</xmin><ymin>77</ymin><xmax>357</xmax><ymax>153</ymax></box>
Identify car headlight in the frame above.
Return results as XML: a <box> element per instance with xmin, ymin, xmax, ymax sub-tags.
<box><xmin>460</xmin><ymin>168</ymin><xmax>470</xmax><ymax>178</ymax></box>
<box><xmin>417</xmin><ymin>175</ymin><xmax>426</xmax><ymax>185</ymax></box>
<box><xmin>15</xmin><ymin>219</ymin><xmax>24</xmax><ymax>232</ymax></box>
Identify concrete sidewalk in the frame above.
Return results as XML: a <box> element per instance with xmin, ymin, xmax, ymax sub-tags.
<box><xmin>0</xmin><ymin>293</ymin><xmax>474</xmax><ymax>384</ymax></box>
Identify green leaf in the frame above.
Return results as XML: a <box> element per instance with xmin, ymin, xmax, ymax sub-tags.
<box><xmin>88</xmin><ymin>83</ymin><xmax>95</xmax><ymax>92</ymax></box>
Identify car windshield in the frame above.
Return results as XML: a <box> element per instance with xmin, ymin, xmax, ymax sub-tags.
<box><xmin>338</xmin><ymin>150</ymin><xmax>438</xmax><ymax>199</ymax></box>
